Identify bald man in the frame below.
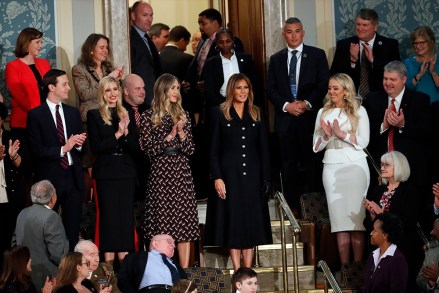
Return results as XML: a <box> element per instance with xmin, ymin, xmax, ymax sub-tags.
<box><xmin>75</xmin><ymin>240</ymin><xmax>120</xmax><ymax>293</ymax></box>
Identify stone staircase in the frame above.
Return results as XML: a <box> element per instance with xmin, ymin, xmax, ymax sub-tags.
<box><xmin>197</xmin><ymin>200</ymin><xmax>349</xmax><ymax>293</ymax></box>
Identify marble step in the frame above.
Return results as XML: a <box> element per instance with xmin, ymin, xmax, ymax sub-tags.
<box><xmin>203</xmin><ymin>243</ymin><xmax>304</xmax><ymax>269</ymax></box>
<box><xmin>223</xmin><ymin>265</ymin><xmax>315</xmax><ymax>292</ymax></box>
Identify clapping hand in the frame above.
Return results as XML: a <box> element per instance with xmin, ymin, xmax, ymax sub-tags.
<box><xmin>8</xmin><ymin>139</ymin><xmax>20</xmax><ymax>159</ymax></box>
<box><xmin>41</xmin><ymin>276</ymin><xmax>56</xmax><ymax>293</ymax></box>
<box><xmin>332</xmin><ymin>119</ymin><xmax>345</xmax><ymax>139</ymax></box>
<box><xmin>99</xmin><ymin>284</ymin><xmax>112</xmax><ymax>293</ymax></box>
<box><xmin>363</xmin><ymin>199</ymin><xmax>383</xmax><ymax>220</ymax></box>
<box><xmin>429</xmin><ymin>54</ymin><xmax>437</xmax><ymax>75</ymax></box>
<box><xmin>320</xmin><ymin>119</ymin><xmax>332</xmax><ymax>140</ymax></box>
<box><xmin>349</xmin><ymin>43</ymin><xmax>360</xmax><ymax>63</ymax></box>
<box><xmin>362</xmin><ymin>43</ymin><xmax>374</xmax><ymax>63</ymax></box>
<box><xmin>109</xmin><ymin>65</ymin><xmax>125</xmax><ymax>80</ymax></box>
<box><xmin>421</xmin><ymin>262</ymin><xmax>439</xmax><ymax>286</ymax></box>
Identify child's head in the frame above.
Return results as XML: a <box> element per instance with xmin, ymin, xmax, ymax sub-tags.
<box><xmin>232</xmin><ymin>267</ymin><xmax>258</xmax><ymax>293</ymax></box>
<box><xmin>171</xmin><ymin>279</ymin><xmax>197</xmax><ymax>293</ymax></box>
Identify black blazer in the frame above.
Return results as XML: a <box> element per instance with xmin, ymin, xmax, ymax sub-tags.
<box><xmin>130</xmin><ymin>26</ymin><xmax>162</xmax><ymax>107</ymax></box>
<box><xmin>330</xmin><ymin>33</ymin><xmax>400</xmax><ymax>93</ymax></box>
<box><xmin>203</xmin><ymin>52</ymin><xmax>259</xmax><ymax>108</ymax></box>
<box><xmin>27</xmin><ymin>102</ymin><xmax>84</xmax><ymax>193</ymax></box>
<box><xmin>266</xmin><ymin>45</ymin><xmax>330</xmax><ymax>133</ymax></box>
<box><xmin>363</xmin><ymin>88</ymin><xmax>431</xmax><ymax>187</ymax></box>
<box><xmin>118</xmin><ymin>251</ymin><xmax>187</xmax><ymax>293</ymax></box>
<box><xmin>160</xmin><ymin>46</ymin><xmax>193</xmax><ymax>82</ymax></box>
<box><xmin>86</xmin><ymin>109</ymin><xmax>137</xmax><ymax>180</ymax></box>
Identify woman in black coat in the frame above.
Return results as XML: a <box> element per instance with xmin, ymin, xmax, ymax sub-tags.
<box><xmin>87</xmin><ymin>76</ymin><xmax>137</xmax><ymax>265</ymax></box>
<box><xmin>204</xmin><ymin>73</ymin><xmax>272</xmax><ymax>270</ymax></box>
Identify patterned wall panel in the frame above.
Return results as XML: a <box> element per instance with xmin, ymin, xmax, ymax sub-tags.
<box><xmin>0</xmin><ymin>0</ymin><xmax>56</xmax><ymax>107</ymax></box>
<box><xmin>334</xmin><ymin>0</ymin><xmax>439</xmax><ymax>59</ymax></box>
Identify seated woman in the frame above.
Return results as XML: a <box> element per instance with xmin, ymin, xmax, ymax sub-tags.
<box><xmin>363</xmin><ymin>151</ymin><xmax>422</xmax><ymax>292</ymax></box>
<box><xmin>364</xmin><ymin>213</ymin><xmax>408</xmax><ymax>293</ymax></box>
<box><xmin>231</xmin><ymin>267</ymin><xmax>258</xmax><ymax>293</ymax></box>
<box><xmin>403</xmin><ymin>26</ymin><xmax>439</xmax><ymax>103</ymax></box>
<box><xmin>171</xmin><ymin>280</ymin><xmax>197</xmax><ymax>293</ymax></box>
<box><xmin>55</xmin><ymin>252</ymin><xmax>111</xmax><ymax>293</ymax></box>
<box><xmin>0</xmin><ymin>246</ymin><xmax>53</xmax><ymax>293</ymax></box>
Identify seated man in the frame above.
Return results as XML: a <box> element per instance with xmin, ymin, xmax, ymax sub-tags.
<box><xmin>417</xmin><ymin>218</ymin><xmax>439</xmax><ymax>292</ymax></box>
<box><xmin>12</xmin><ymin>180</ymin><xmax>69</xmax><ymax>290</ymax></box>
<box><xmin>74</xmin><ymin>240</ymin><xmax>120</xmax><ymax>293</ymax></box>
<box><xmin>118</xmin><ymin>234</ymin><xmax>187</xmax><ymax>293</ymax></box>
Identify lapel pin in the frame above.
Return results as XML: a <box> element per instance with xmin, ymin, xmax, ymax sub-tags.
<box><xmin>378</xmin><ymin>41</ymin><xmax>382</xmax><ymax>45</ymax></box>
<box><xmin>303</xmin><ymin>54</ymin><xmax>307</xmax><ymax>58</ymax></box>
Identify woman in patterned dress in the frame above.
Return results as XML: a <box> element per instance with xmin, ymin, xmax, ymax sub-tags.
<box><xmin>139</xmin><ymin>73</ymin><xmax>199</xmax><ymax>268</ymax></box>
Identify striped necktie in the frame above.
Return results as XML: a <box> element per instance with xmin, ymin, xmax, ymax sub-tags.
<box><xmin>56</xmin><ymin>105</ymin><xmax>69</xmax><ymax>169</ymax></box>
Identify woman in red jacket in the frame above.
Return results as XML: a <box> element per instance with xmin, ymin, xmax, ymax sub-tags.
<box><xmin>5</xmin><ymin>27</ymin><xmax>51</xmax><ymax>142</ymax></box>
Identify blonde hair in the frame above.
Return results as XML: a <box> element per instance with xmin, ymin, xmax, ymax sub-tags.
<box><xmin>150</xmin><ymin>73</ymin><xmax>186</xmax><ymax>126</ymax></box>
<box><xmin>220</xmin><ymin>73</ymin><xmax>260</xmax><ymax>122</ymax></box>
<box><xmin>98</xmin><ymin>76</ymin><xmax>127</xmax><ymax>125</ymax></box>
<box><xmin>320</xmin><ymin>73</ymin><xmax>360</xmax><ymax>132</ymax></box>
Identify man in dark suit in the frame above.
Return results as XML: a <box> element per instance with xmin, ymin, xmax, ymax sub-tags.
<box><xmin>364</xmin><ymin>61</ymin><xmax>431</xmax><ymax>229</ymax></box>
<box><xmin>160</xmin><ymin>26</ymin><xmax>193</xmax><ymax>85</ymax></box>
<box><xmin>118</xmin><ymin>234</ymin><xmax>187</xmax><ymax>293</ymax></box>
<box><xmin>12</xmin><ymin>180</ymin><xmax>69</xmax><ymax>290</ymax></box>
<box><xmin>27</xmin><ymin>69</ymin><xmax>86</xmax><ymax>251</ymax></box>
<box><xmin>130</xmin><ymin>1</ymin><xmax>162</xmax><ymax>107</ymax></box>
<box><xmin>330</xmin><ymin>8</ymin><xmax>400</xmax><ymax>98</ymax></box>
<box><xmin>266</xmin><ymin>17</ymin><xmax>329</xmax><ymax>212</ymax></box>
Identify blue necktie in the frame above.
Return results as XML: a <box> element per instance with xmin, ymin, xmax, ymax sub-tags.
<box><xmin>160</xmin><ymin>253</ymin><xmax>179</xmax><ymax>283</ymax></box>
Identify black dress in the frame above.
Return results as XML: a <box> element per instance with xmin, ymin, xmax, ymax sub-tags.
<box><xmin>205</xmin><ymin>107</ymin><xmax>272</xmax><ymax>248</ymax></box>
<box><xmin>139</xmin><ymin>110</ymin><xmax>200</xmax><ymax>242</ymax></box>
<box><xmin>87</xmin><ymin>109</ymin><xmax>137</xmax><ymax>252</ymax></box>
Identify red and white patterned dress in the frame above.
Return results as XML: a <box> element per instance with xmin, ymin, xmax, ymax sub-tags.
<box><xmin>139</xmin><ymin>110</ymin><xmax>200</xmax><ymax>242</ymax></box>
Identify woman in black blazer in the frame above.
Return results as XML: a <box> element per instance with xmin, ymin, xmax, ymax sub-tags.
<box><xmin>87</xmin><ymin>76</ymin><xmax>137</xmax><ymax>265</ymax></box>
<box><xmin>203</xmin><ymin>29</ymin><xmax>260</xmax><ymax>109</ymax></box>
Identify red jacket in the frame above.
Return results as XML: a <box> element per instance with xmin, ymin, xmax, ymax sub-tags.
<box><xmin>5</xmin><ymin>58</ymin><xmax>51</xmax><ymax>128</ymax></box>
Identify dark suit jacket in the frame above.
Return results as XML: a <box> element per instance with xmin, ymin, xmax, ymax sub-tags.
<box><xmin>203</xmin><ymin>52</ymin><xmax>260</xmax><ymax>108</ymax></box>
<box><xmin>160</xmin><ymin>45</ymin><xmax>193</xmax><ymax>82</ymax></box>
<box><xmin>130</xmin><ymin>26</ymin><xmax>162</xmax><ymax>107</ymax></box>
<box><xmin>27</xmin><ymin>102</ymin><xmax>84</xmax><ymax>193</ymax></box>
<box><xmin>266</xmin><ymin>45</ymin><xmax>330</xmax><ymax>133</ymax></box>
<box><xmin>86</xmin><ymin>109</ymin><xmax>137</xmax><ymax>180</ymax></box>
<box><xmin>330</xmin><ymin>33</ymin><xmax>400</xmax><ymax>93</ymax></box>
<box><xmin>118</xmin><ymin>251</ymin><xmax>187</xmax><ymax>293</ymax></box>
<box><xmin>363</xmin><ymin>88</ymin><xmax>431</xmax><ymax>187</ymax></box>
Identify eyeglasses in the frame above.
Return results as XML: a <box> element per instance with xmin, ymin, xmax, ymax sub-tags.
<box><xmin>380</xmin><ymin>162</ymin><xmax>393</xmax><ymax>169</ymax></box>
<box><xmin>81</xmin><ymin>261</ymin><xmax>90</xmax><ymax>267</ymax></box>
<box><xmin>412</xmin><ymin>40</ymin><xmax>428</xmax><ymax>47</ymax></box>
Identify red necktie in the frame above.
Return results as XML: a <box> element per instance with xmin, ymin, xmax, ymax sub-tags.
<box><xmin>133</xmin><ymin>106</ymin><xmax>140</xmax><ymax>130</ymax></box>
<box><xmin>56</xmin><ymin>105</ymin><xmax>69</xmax><ymax>169</ymax></box>
<box><xmin>388</xmin><ymin>98</ymin><xmax>396</xmax><ymax>152</ymax></box>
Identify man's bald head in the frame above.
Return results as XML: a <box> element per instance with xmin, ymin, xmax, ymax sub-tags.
<box><xmin>122</xmin><ymin>74</ymin><xmax>146</xmax><ymax>106</ymax></box>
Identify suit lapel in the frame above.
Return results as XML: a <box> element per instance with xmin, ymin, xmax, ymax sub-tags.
<box><xmin>280</xmin><ymin>48</ymin><xmax>289</xmax><ymax>86</ymax></box>
<box><xmin>299</xmin><ymin>45</ymin><xmax>309</xmax><ymax>82</ymax></box>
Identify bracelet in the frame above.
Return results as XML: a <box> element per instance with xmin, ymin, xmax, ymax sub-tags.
<box><xmin>10</xmin><ymin>154</ymin><xmax>19</xmax><ymax>161</ymax></box>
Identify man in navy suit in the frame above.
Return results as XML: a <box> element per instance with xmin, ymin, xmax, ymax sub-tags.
<box><xmin>27</xmin><ymin>69</ymin><xmax>86</xmax><ymax>251</ymax></box>
<box><xmin>266</xmin><ymin>17</ymin><xmax>330</xmax><ymax>212</ymax></box>
<box><xmin>330</xmin><ymin>8</ymin><xmax>400</xmax><ymax>98</ymax></box>
<box><xmin>130</xmin><ymin>1</ymin><xmax>162</xmax><ymax>107</ymax></box>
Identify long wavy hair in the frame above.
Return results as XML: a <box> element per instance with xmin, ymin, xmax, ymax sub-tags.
<box><xmin>320</xmin><ymin>73</ymin><xmax>360</xmax><ymax>133</ymax></box>
<box><xmin>0</xmin><ymin>246</ymin><xmax>32</xmax><ymax>292</ymax></box>
<box><xmin>150</xmin><ymin>73</ymin><xmax>185</xmax><ymax>126</ymax></box>
<box><xmin>98</xmin><ymin>76</ymin><xmax>127</xmax><ymax>125</ymax></box>
<box><xmin>55</xmin><ymin>252</ymin><xmax>82</xmax><ymax>292</ymax></box>
<box><xmin>220</xmin><ymin>73</ymin><xmax>260</xmax><ymax>122</ymax></box>
<box><xmin>77</xmin><ymin>33</ymin><xmax>113</xmax><ymax>69</ymax></box>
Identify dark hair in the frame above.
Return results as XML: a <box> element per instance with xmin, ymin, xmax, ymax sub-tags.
<box><xmin>285</xmin><ymin>17</ymin><xmax>302</xmax><ymax>25</ymax></box>
<box><xmin>169</xmin><ymin>26</ymin><xmax>191</xmax><ymax>42</ymax></box>
<box><xmin>0</xmin><ymin>102</ymin><xmax>8</xmax><ymax>120</ymax></box>
<box><xmin>55</xmin><ymin>252</ymin><xmax>83</xmax><ymax>291</ymax></box>
<box><xmin>14</xmin><ymin>27</ymin><xmax>44</xmax><ymax>58</ymax></box>
<box><xmin>356</xmin><ymin>8</ymin><xmax>379</xmax><ymax>24</ymax></box>
<box><xmin>199</xmin><ymin>8</ymin><xmax>222</xmax><ymax>26</ymax></box>
<box><xmin>148</xmin><ymin>23</ymin><xmax>170</xmax><ymax>38</ymax></box>
<box><xmin>42</xmin><ymin>69</ymin><xmax>67</xmax><ymax>95</ymax></box>
<box><xmin>0</xmin><ymin>246</ymin><xmax>32</xmax><ymax>292</ymax></box>
<box><xmin>216</xmin><ymin>28</ymin><xmax>234</xmax><ymax>41</ymax></box>
<box><xmin>232</xmin><ymin>267</ymin><xmax>257</xmax><ymax>291</ymax></box>
<box><xmin>171</xmin><ymin>279</ymin><xmax>197</xmax><ymax>293</ymax></box>
<box><xmin>374</xmin><ymin>213</ymin><xmax>403</xmax><ymax>244</ymax></box>
<box><xmin>77</xmin><ymin>33</ymin><xmax>113</xmax><ymax>69</ymax></box>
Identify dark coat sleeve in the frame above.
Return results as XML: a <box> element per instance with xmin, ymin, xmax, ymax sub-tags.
<box><xmin>118</xmin><ymin>252</ymin><xmax>147</xmax><ymax>293</ymax></box>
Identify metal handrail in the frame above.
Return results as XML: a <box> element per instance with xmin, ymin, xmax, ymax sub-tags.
<box><xmin>318</xmin><ymin>260</ymin><xmax>343</xmax><ymax>293</ymax></box>
<box><xmin>275</xmin><ymin>190</ymin><xmax>301</xmax><ymax>293</ymax></box>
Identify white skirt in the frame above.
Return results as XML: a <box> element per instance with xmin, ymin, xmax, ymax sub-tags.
<box><xmin>322</xmin><ymin>157</ymin><xmax>370</xmax><ymax>232</ymax></box>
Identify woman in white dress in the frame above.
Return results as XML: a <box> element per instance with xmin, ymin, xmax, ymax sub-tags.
<box><xmin>313</xmin><ymin>73</ymin><xmax>370</xmax><ymax>268</ymax></box>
